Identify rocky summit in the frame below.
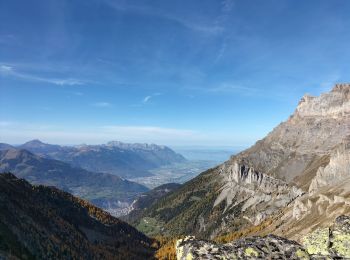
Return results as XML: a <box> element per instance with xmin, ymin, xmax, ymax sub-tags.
<box><xmin>176</xmin><ymin>215</ymin><xmax>350</xmax><ymax>259</ymax></box>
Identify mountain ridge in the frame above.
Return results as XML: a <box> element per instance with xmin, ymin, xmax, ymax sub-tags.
<box><xmin>7</xmin><ymin>140</ymin><xmax>187</xmax><ymax>178</ymax></box>
<box><xmin>0</xmin><ymin>148</ymin><xmax>148</xmax><ymax>216</ymax></box>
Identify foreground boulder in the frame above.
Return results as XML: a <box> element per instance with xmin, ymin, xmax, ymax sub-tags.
<box><xmin>302</xmin><ymin>215</ymin><xmax>350</xmax><ymax>258</ymax></box>
<box><xmin>177</xmin><ymin>215</ymin><xmax>350</xmax><ymax>259</ymax></box>
<box><xmin>176</xmin><ymin>235</ymin><xmax>309</xmax><ymax>259</ymax></box>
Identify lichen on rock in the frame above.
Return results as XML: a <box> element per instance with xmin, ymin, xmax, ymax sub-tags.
<box><xmin>301</xmin><ymin>215</ymin><xmax>350</xmax><ymax>258</ymax></box>
<box><xmin>176</xmin><ymin>234</ymin><xmax>309</xmax><ymax>259</ymax></box>
<box><xmin>330</xmin><ymin>215</ymin><xmax>350</xmax><ymax>258</ymax></box>
<box><xmin>302</xmin><ymin>228</ymin><xmax>330</xmax><ymax>255</ymax></box>
<box><xmin>176</xmin><ymin>215</ymin><xmax>350</xmax><ymax>259</ymax></box>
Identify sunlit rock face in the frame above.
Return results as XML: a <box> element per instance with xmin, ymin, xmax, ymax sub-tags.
<box><xmin>228</xmin><ymin>84</ymin><xmax>350</xmax><ymax>184</ymax></box>
<box><xmin>309</xmin><ymin>141</ymin><xmax>350</xmax><ymax>193</ymax></box>
<box><xmin>214</xmin><ymin>162</ymin><xmax>303</xmax><ymax>225</ymax></box>
<box><xmin>296</xmin><ymin>83</ymin><xmax>350</xmax><ymax>118</ymax></box>
<box><xmin>263</xmin><ymin>138</ymin><xmax>350</xmax><ymax>241</ymax></box>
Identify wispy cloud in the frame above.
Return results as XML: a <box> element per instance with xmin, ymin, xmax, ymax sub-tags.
<box><xmin>104</xmin><ymin>1</ymin><xmax>223</xmax><ymax>34</ymax></box>
<box><xmin>92</xmin><ymin>102</ymin><xmax>113</xmax><ymax>108</ymax></box>
<box><xmin>0</xmin><ymin>64</ymin><xmax>84</xmax><ymax>86</ymax></box>
<box><xmin>206</xmin><ymin>83</ymin><xmax>259</xmax><ymax>95</ymax></box>
<box><xmin>143</xmin><ymin>95</ymin><xmax>152</xmax><ymax>103</ymax></box>
<box><xmin>142</xmin><ymin>92</ymin><xmax>161</xmax><ymax>104</ymax></box>
<box><xmin>102</xmin><ymin>125</ymin><xmax>196</xmax><ymax>138</ymax></box>
<box><xmin>0</xmin><ymin>65</ymin><xmax>12</xmax><ymax>72</ymax></box>
<box><xmin>221</xmin><ymin>0</ymin><xmax>235</xmax><ymax>13</ymax></box>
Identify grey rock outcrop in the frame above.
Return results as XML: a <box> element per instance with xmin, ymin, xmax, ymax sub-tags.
<box><xmin>176</xmin><ymin>215</ymin><xmax>350</xmax><ymax>259</ymax></box>
<box><xmin>309</xmin><ymin>139</ymin><xmax>350</xmax><ymax>193</ymax></box>
<box><xmin>255</xmin><ymin>136</ymin><xmax>350</xmax><ymax>241</ymax></box>
<box><xmin>302</xmin><ymin>215</ymin><xmax>350</xmax><ymax>258</ymax></box>
<box><xmin>214</xmin><ymin>162</ymin><xmax>303</xmax><ymax>225</ymax></box>
<box><xmin>176</xmin><ymin>235</ymin><xmax>309</xmax><ymax>259</ymax></box>
<box><xmin>231</xmin><ymin>84</ymin><xmax>350</xmax><ymax>185</ymax></box>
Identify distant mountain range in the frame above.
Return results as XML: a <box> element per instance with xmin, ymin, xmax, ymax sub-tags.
<box><xmin>0</xmin><ymin>148</ymin><xmax>148</xmax><ymax>216</ymax></box>
<box><xmin>0</xmin><ymin>139</ymin><xmax>186</xmax><ymax>178</ymax></box>
<box><xmin>0</xmin><ymin>173</ymin><xmax>156</xmax><ymax>259</ymax></box>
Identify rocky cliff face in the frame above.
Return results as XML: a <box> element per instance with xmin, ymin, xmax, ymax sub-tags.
<box><xmin>251</xmin><ymin>138</ymin><xmax>350</xmax><ymax>241</ymax></box>
<box><xmin>296</xmin><ymin>83</ymin><xmax>350</xmax><ymax>118</ymax></box>
<box><xmin>129</xmin><ymin>84</ymin><xmax>350</xmax><ymax>241</ymax></box>
<box><xmin>214</xmin><ymin>162</ymin><xmax>303</xmax><ymax>225</ymax></box>
<box><xmin>309</xmin><ymin>139</ymin><xmax>350</xmax><ymax>193</ymax></box>
<box><xmin>234</xmin><ymin>84</ymin><xmax>350</xmax><ymax>185</ymax></box>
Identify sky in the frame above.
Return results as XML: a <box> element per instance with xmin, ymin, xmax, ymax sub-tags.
<box><xmin>1</xmin><ymin>0</ymin><xmax>350</xmax><ymax>146</ymax></box>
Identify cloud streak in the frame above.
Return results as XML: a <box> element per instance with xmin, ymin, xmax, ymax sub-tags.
<box><xmin>143</xmin><ymin>95</ymin><xmax>152</xmax><ymax>103</ymax></box>
<box><xmin>205</xmin><ymin>83</ymin><xmax>259</xmax><ymax>95</ymax></box>
<box><xmin>92</xmin><ymin>102</ymin><xmax>113</xmax><ymax>108</ymax></box>
<box><xmin>0</xmin><ymin>64</ymin><xmax>84</xmax><ymax>86</ymax></box>
<box><xmin>104</xmin><ymin>1</ymin><xmax>223</xmax><ymax>34</ymax></box>
<box><xmin>142</xmin><ymin>92</ymin><xmax>161</xmax><ymax>104</ymax></box>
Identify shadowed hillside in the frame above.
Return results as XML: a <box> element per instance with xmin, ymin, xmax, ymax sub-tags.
<box><xmin>0</xmin><ymin>173</ymin><xmax>156</xmax><ymax>259</ymax></box>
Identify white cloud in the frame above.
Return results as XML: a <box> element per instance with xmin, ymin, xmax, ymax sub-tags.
<box><xmin>221</xmin><ymin>0</ymin><xmax>235</xmax><ymax>13</ymax></box>
<box><xmin>143</xmin><ymin>95</ymin><xmax>152</xmax><ymax>103</ymax></box>
<box><xmin>0</xmin><ymin>64</ymin><xmax>84</xmax><ymax>86</ymax></box>
<box><xmin>0</xmin><ymin>65</ymin><xmax>13</xmax><ymax>72</ymax></box>
<box><xmin>92</xmin><ymin>102</ymin><xmax>113</xmax><ymax>107</ymax></box>
<box><xmin>206</xmin><ymin>83</ymin><xmax>258</xmax><ymax>94</ymax></box>
<box><xmin>105</xmin><ymin>1</ymin><xmax>223</xmax><ymax>34</ymax></box>
<box><xmin>101</xmin><ymin>125</ymin><xmax>196</xmax><ymax>138</ymax></box>
<box><xmin>142</xmin><ymin>93</ymin><xmax>161</xmax><ymax>104</ymax></box>
<box><xmin>49</xmin><ymin>78</ymin><xmax>84</xmax><ymax>86</ymax></box>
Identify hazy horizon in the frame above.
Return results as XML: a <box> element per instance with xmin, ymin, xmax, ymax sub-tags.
<box><xmin>1</xmin><ymin>138</ymin><xmax>247</xmax><ymax>151</ymax></box>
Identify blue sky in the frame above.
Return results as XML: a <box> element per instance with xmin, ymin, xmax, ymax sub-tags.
<box><xmin>1</xmin><ymin>0</ymin><xmax>350</xmax><ymax>146</ymax></box>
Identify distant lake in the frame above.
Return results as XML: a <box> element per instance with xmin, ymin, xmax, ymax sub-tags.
<box><xmin>170</xmin><ymin>146</ymin><xmax>245</xmax><ymax>163</ymax></box>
